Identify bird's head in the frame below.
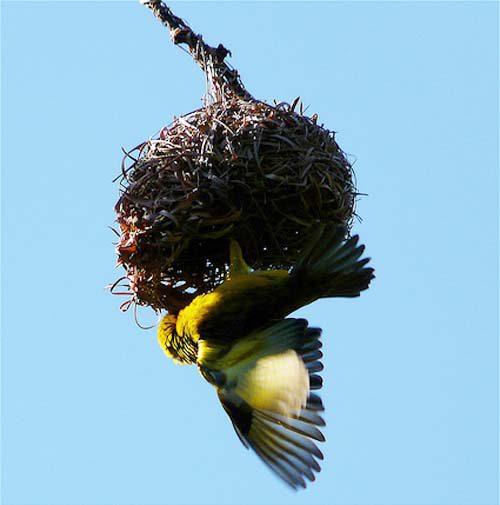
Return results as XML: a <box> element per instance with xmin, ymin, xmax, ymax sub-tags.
<box><xmin>157</xmin><ymin>314</ymin><xmax>177</xmax><ymax>349</ymax></box>
<box><xmin>157</xmin><ymin>313</ymin><xmax>197</xmax><ymax>364</ymax></box>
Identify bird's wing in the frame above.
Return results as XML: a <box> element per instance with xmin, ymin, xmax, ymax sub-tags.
<box><xmin>215</xmin><ymin>319</ymin><xmax>325</xmax><ymax>489</ymax></box>
<box><xmin>283</xmin><ymin>225</ymin><xmax>375</xmax><ymax>313</ymax></box>
<box><xmin>184</xmin><ymin>226</ymin><xmax>374</xmax><ymax>348</ymax></box>
<box><xmin>191</xmin><ymin>270</ymin><xmax>291</xmax><ymax>344</ymax></box>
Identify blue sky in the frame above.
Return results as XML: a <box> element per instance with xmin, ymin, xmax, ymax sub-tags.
<box><xmin>2</xmin><ymin>2</ymin><xmax>498</xmax><ymax>505</ymax></box>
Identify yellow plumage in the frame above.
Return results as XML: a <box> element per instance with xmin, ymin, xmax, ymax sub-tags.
<box><xmin>232</xmin><ymin>349</ymin><xmax>309</xmax><ymax>416</ymax></box>
<box><xmin>156</xmin><ymin>225</ymin><xmax>374</xmax><ymax>489</ymax></box>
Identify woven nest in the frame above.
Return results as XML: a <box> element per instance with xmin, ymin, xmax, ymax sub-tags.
<box><xmin>113</xmin><ymin>96</ymin><xmax>357</xmax><ymax>313</ymax></box>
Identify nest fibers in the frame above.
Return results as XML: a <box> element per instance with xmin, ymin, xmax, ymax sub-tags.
<box><xmin>114</xmin><ymin>96</ymin><xmax>357</xmax><ymax>313</ymax></box>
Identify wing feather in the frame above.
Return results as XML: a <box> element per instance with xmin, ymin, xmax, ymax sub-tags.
<box><xmin>216</xmin><ymin>320</ymin><xmax>325</xmax><ymax>489</ymax></box>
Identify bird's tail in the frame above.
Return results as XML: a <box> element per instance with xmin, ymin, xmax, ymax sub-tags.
<box><xmin>291</xmin><ymin>225</ymin><xmax>374</xmax><ymax>302</ymax></box>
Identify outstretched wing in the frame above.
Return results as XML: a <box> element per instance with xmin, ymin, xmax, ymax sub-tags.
<box><xmin>189</xmin><ymin>226</ymin><xmax>374</xmax><ymax>344</ymax></box>
<box><xmin>217</xmin><ymin>323</ymin><xmax>325</xmax><ymax>489</ymax></box>
<box><xmin>286</xmin><ymin>224</ymin><xmax>375</xmax><ymax>311</ymax></box>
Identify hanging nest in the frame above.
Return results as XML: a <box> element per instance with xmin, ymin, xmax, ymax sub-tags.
<box><xmin>111</xmin><ymin>1</ymin><xmax>358</xmax><ymax>314</ymax></box>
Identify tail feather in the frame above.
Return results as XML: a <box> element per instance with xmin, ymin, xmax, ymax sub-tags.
<box><xmin>291</xmin><ymin>225</ymin><xmax>374</xmax><ymax>302</ymax></box>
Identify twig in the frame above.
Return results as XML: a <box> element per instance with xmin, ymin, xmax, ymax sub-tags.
<box><xmin>140</xmin><ymin>0</ymin><xmax>252</xmax><ymax>101</ymax></box>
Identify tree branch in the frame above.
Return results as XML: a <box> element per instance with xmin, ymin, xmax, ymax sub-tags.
<box><xmin>140</xmin><ymin>0</ymin><xmax>252</xmax><ymax>101</ymax></box>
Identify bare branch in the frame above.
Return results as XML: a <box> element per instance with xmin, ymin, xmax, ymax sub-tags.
<box><xmin>140</xmin><ymin>0</ymin><xmax>252</xmax><ymax>101</ymax></box>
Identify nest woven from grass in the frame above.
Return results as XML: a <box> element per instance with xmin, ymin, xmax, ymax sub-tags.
<box><xmin>114</xmin><ymin>96</ymin><xmax>357</xmax><ymax>313</ymax></box>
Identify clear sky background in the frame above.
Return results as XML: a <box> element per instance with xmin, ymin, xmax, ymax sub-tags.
<box><xmin>2</xmin><ymin>2</ymin><xmax>498</xmax><ymax>505</ymax></box>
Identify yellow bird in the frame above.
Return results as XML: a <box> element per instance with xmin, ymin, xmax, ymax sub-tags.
<box><xmin>157</xmin><ymin>225</ymin><xmax>374</xmax><ymax>489</ymax></box>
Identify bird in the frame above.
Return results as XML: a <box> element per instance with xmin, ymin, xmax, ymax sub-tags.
<box><xmin>157</xmin><ymin>225</ymin><xmax>374</xmax><ymax>489</ymax></box>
